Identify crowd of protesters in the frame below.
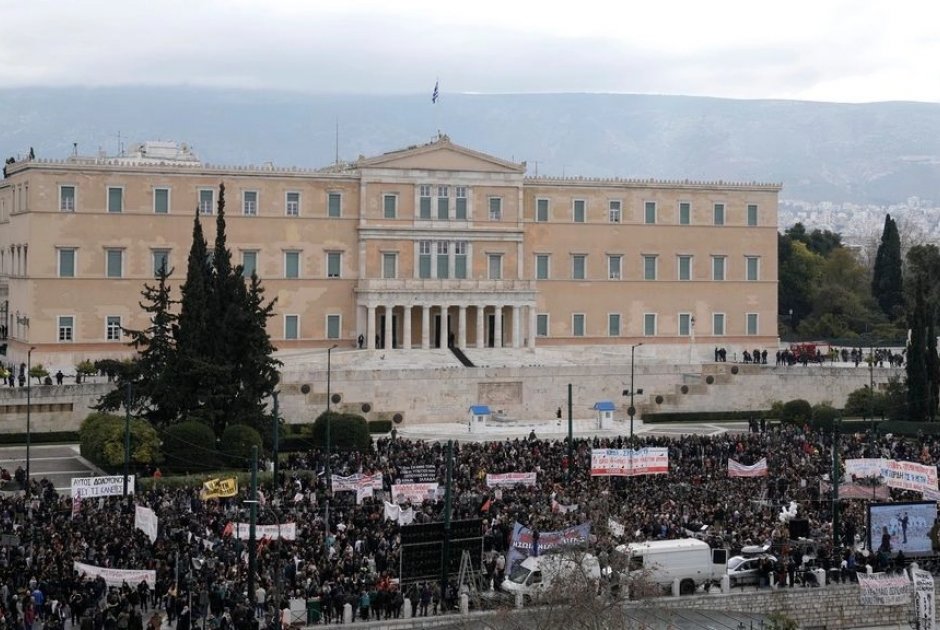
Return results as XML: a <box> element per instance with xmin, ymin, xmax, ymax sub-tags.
<box><xmin>0</xmin><ymin>422</ymin><xmax>937</xmax><ymax>629</ymax></box>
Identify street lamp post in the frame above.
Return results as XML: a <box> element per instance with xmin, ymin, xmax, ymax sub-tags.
<box><xmin>245</xmin><ymin>500</ymin><xmax>282</xmax><ymax>630</ymax></box>
<box><xmin>626</xmin><ymin>343</ymin><xmax>644</xmax><ymax>441</ymax></box>
<box><xmin>272</xmin><ymin>390</ymin><xmax>280</xmax><ymax>487</ymax></box>
<box><xmin>25</xmin><ymin>346</ymin><xmax>36</xmax><ymax>496</ymax></box>
<box><xmin>123</xmin><ymin>381</ymin><xmax>132</xmax><ymax>496</ymax></box>
<box><xmin>325</xmin><ymin>344</ymin><xmax>338</xmax><ymax>545</ymax></box>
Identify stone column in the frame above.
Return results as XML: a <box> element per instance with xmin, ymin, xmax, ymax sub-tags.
<box><xmin>366</xmin><ymin>305</ymin><xmax>376</xmax><ymax>350</ymax></box>
<box><xmin>421</xmin><ymin>305</ymin><xmax>431</xmax><ymax>349</ymax></box>
<box><xmin>512</xmin><ymin>305</ymin><xmax>521</xmax><ymax>348</ymax></box>
<box><xmin>494</xmin><ymin>305</ymin><xmax>503</xmax><ymax>348</ymax></box>
<box><xmin>458</xmin><ymin>305</ymin><xmax>467</xmax><ymax>348</ymax></box>
<box><xmin>403</xmin><ymin>305</ymin><xmax>412</xmax><ymax>350</ymax></box>
<box><xmin>528</xmin><ymin>305</ymin><xmax>538</xmax><ymax>348</ymax></box>
<box><xmin>384</xmin><ymin>305</ymin><xmax>394</xmax><ymax>349</ymax></box>
<box><xmin>476</xmin><ymin>305</ymin><xmax>486</xmax><ymax>348</ymax></box>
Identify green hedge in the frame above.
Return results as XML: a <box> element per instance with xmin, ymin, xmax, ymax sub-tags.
<box><xmin>311</xmin><ymin>411</ymin><xmax>372</xmax><ymax>452</ymax></box>
<box><xmin>162</xmin><ymin>421</ymin><xmax>220</xmax><ymax>473</ymax></box>
<box><xmin>643</xmin><ymin>410</ymin><xmax>773</xmax><ymax>424</ymax></box>
<box><xmin>0</xmin><ymin>431</ymin><xmax>80</xmax><ymax>445</ymax></box>
<box><xmin>220</xmin><ymin>424</ymin><xmax>263</xmax><ymax>468</ymax></box>
<box><xmin>79</xmin><ymin>413</ymin><xmax>162</xmax><ymax>470</ymax></box>
<box><xmin>368</xmin><ymin>420</ymin><xmax>393</xmax><ymax>434</ymax></box>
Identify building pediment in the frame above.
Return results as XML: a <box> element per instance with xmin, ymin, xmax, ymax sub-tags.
<box><xmin>355</xmin><ymin>135</ymin><xmax>526</xmax><ymax>174</ymax></box>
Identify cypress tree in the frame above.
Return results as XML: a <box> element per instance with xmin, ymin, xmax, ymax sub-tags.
<box><xmin>928</xmin><ymin>308</ymin><xmax>940</xmax><ymax>422</ymax></box>
<box><xmin>872</xmin><ymin>214</ymin><xmax>904</xmax><ymax>320</ymax></box>
<box><xmin>907</xmin><ymin>276</ymin><xmax>928</xmax><ymax>421</ymax></box>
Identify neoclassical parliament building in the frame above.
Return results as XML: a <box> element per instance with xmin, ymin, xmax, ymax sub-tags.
<box><xmin>0</xmin><ymin>136</ymin><xmax>780</xmax><ymax>367</ymax></box>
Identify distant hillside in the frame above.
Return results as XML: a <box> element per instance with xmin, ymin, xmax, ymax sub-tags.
<box><xmin>3</xmin><ymin>87</ymin><xmax>940</xmax><ymax>203</ymax></box>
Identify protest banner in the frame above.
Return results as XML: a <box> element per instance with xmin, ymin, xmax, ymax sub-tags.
<box><xmin>846</xmin><ymin>458</ymin><xmax>885</xmax><ymax>479</ymax></box>
<box><xmin>913</xmin><ymin>568</ymin><xmax>936</xmax><ymax>630</ymax></box>
<box><xmin>331</xmin><ymin>473</ymin><xmax>383</xmax><ymax>492</ymax></box>
<box><xmin>857</xmin><ymin>572</ymin><xmax>910</xmax><ymax>606</ymax></box>
<box><xmin>202</xmin><ymin>477</ymin><xmax>238</xmax><ymax>499</ymax></box>
<box><xmin>134</xmin><ymin>505</ymin><xmax>159</xmax><ymax>543</ymax></box>
<box><xmin>485</xmin><ymin>472</ymin><xmax>537</xmax><ymax>488</ymax></box>
<box><xmin>232</xmin><ymin>522</ymin><xmax>297</xmax><ymax>541</ymax></box>
<box><xmin>71</xmin><ymin>475</ymin><xmax>135</xmax><ymax>499</ymax></box>
<box><xmin>391</xmin><ymin>483</ymin><xmax>439</xmax><ymax>504</ymax></box>
<box><xmin>398</xmin><ymin>465</ymin><xmax>438</xmax><ymax>483</ymax></box>
<box><xmin>846</xmin><ymin>458</ymin><xmax>938</xmax><ymax>493</ymax></box>
<box><xmin>74</xmin><ymin>561</ymin><xmax>155</xmax><ymax>587</ymax></box>
<box><xmin>506</xmin><ymin>521</ymin><xmax>592</xmax><ymax>572</ymax></box>
<box><xmin>590</xmin><ymin>448</ymin><xmax>669</xmax><ymax>477</ymax></box>
<box><xmin>728</xmin><ymin>458</ymin><xmax>768</xmax><ymax>477</ymax></box>
<box><xmin>923</xmin><ymin>487</ymin><xmax>940</xmax><ymax>502</ymax></box>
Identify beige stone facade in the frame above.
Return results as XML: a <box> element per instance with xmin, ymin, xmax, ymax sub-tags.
<box><xmin>0</xmin><ymin>136</ymin><xmax>780</xmax><ymax>368</ymax></box>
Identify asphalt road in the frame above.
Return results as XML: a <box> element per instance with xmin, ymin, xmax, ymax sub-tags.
<box><xmin>0</xmin><ymin>443</ymin><xmax>101</xmax><ymax>490</ymax></box>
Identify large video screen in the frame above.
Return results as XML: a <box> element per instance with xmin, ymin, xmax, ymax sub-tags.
<box><xmin>868</xmin><ymin>501</ymin><xmax>937</xmax><ymax>556</ymax></box>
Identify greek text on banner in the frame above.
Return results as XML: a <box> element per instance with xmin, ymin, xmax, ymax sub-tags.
<box><xmin>71</xmin><ymin>475</ymin><xmax>135</xmax><ymax>499</ymax></box>
<box><xmin>74</xmin><ymin>561</ymin><xmax>155</xmax><ymax>587</ymax></box>
<box><xmin>590</xmin><ymin>448</ymin><xmax>669</xmax><ymax>477</ymax></box>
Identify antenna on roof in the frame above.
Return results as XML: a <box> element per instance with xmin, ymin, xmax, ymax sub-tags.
<box><xmin>72</xmin><ymin>142</ymin><xmax>78</xmax><ymax>157</ymax></box>
<box><xmin>116</xmin><ymin>131</ymin><xmax>124</xmax><ymax>156</ymax></box>
<box><xmin>334</xmin><ymin>117</ymin><xmax>340</xmax><ymax>165</ymax></box>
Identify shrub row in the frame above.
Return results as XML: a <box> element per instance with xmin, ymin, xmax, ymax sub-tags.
<box><xmin>0</xmin><ymin>431</ymin><xmax>80</xmax><ymax>445</ymax></box>
<box><xmin>643</xmin><ymin>410</ymin><xmax>773</xmax><ymax>424</ymax></box>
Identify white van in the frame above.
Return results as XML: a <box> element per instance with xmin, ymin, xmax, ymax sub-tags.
<box><xmin>502</xmin><ymin>553</ymin><xmax>602</xmax><ymax>601</ymax></box>
<box><xmin>616</xmin><ymin>538</ymin><xmax>727</xmax><ymax>595</ymax></box>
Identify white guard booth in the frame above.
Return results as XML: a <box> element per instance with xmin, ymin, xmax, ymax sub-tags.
<box><xmin>592</xmin><ymin>401</ymin><xmax>615</xmax><ymax>430</ymax></box>
<box><xmin>468</xmin><ymin>405</ymin><xmax>492</xmax><ymax>434</ymax></box>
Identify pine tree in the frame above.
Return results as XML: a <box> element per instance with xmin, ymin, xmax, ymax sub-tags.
<box><xmin>927</xmin><ymin>309</ymin><xmax>940</xmax><ymax>422</ymax></box>
<box><xmin>95</xmin><ymin>263</ymin><xmax>177</xmax><ymax>425</ymax></box>
<box><xmin>906</xmin><ymin>276</ymin><xmax>928</xmax><ymax>422</ymax></box>
<box><xmin>871</xmin><ymin>214</ymin><xmax>904</xmax><ymax>320</ymax></box>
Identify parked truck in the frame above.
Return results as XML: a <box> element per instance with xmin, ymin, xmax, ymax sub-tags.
<box><xmin>616</xmin><ymin>538</ymin><xmax>727</xmax><ymax>595</ymax></box>
<box><xmin>501</xmin><ymin>553</ymin><xmax>603</xmax><ymax>601</ymax></box>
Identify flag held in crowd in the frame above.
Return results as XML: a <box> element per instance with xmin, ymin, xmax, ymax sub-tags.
<box><xmin>202</xmin><ymin>477</ymin><xmax>238</xmax><ymax>499</ymax></box>
<box><xmin>728</xmin><ymin>457</ymin><xmax>768</xmax><ymax>477</ymax></box>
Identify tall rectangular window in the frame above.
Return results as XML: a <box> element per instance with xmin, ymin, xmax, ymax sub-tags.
<box><xmin>679</xmin><ymin>202</ymin><xmax>691</xmax><ymax>225</ymax></box>
<box><xmin>455</xmin><ymin>186</ymin><xmax>468</xmax><ymax>220</ymax></box>
<box><xmin>436</xmin><ymin>242</ymin><xmax>449</xmax><ymax>279</ymax></box>
<box><xmin>326</xmin><ymin>314</ymin><xmax>341</xmax><ymax>340</ymax></box>
<box><xmin>242</xmin><ymin>191</ymin><xmax>258</xmax><ymax>216</ymax></box>
<box><xmin>454</xmin><ymin>241</ymin><xmax>468</xmax><ymax>279</ymax></box>
<box><xmin>58</xmin><ymin>316</ymin><xmax>74</xmax><ymax>342</ymax></box>
<box><xmin>608</xmin><ymin>313</ymin><xmax>621</xmax><ymax>337</ymax></box>
<box><xmin>489</xmin><ymin>197</ymin><xmax>502</xmax><ymax>221</ymax></box>
<box><xmin>536</xmin><ymin>199</ymin><xmax>549</xmax><ymax>222</ymax></box>
<box><xmin>326</xmin><ymin>252</ymin><xmax>342</xmax><ymax>278</ymax></box>
<box><xmin>106</xmin><ymin>315</ymin><xmax>123</xmax><ymax>341</ymax></box>
<box><xmin>437</xmin><ymin>185</ymin><xmax>449</xmax><ymax>219</ymax></box>
<box><xmin>536</xmin><ymin>314</ymin><xmax>549</xmax><ymax>337</ymax></box>
<box><xmin>383</xmin><ymin>194</ymin><xmax>397</xmax><ymax>219</ymax></box>
<box><xmin>284</xmin><ymin>315</ymin><xmax>299</xmax><ymax>340</ymax></box>
<box><xmin>644</xmin><ymin>201</ymin><xmax>657</xmax><ymax>224</ymax></box>
<box><xmin>712</xmin><ymin>256</ymin><xmax>726</xmax><ymax>281</ymax></box>
<box><xmin>241</xmin><ymin>251</ymin><xmax>257</xmax><ymax>277</ymax></box>
<box><xmin>572</xmin><ymin>254</ymin><xmax>586</xmax><ymax>280</ymax></box>
<box><xmin>418</xmin><ymin>241</ymin><xmax>432</xmax><ymax>278</ymax></box>
<box><xmin>713</xmin><ymin>203</ymin><xmax>725</xmax><ymax>226</ymax></box>
<box><xmin>328</xmin><ymin>192</ymin><xmax>342</xmax><ymax>218</ymax></box>
<box><xmin>644</xmin><ymin>313</ymin><xmax>657</xmax><ymax>336</ymax></box>
<box><xmin>572</xmin><ymin>314</ymin><xmax>585</xmax><ymax>337</ymax></box>
<box><xmin>58</xmin><ymin>248</ymin><xmax>76</xmax><ymax>278</ymax></box>
<box><xmin>678</xmin><ymin>255</ymin><xmax>692</xmax><ymax>281</ymax></box>
<box><xmin>746</xmin><ymin>256</ymin><xmax>759</xmax><ymax>281</ymax></box>
<box><xmin>747</xmin><ymin>204</ymin><xmax>758</xmax><ymax>226</ymax></box>
<box><xmin>284</xmin><ymin>251</ymin><xmax>300</xmax><ymax>279</ymax></box>
<box><xmin>60</xmin><ymin>185</ymin><xmax>76</xmax><ymax>212</ymax></box>
<box><xmin>106</xmin><ymin>249</ymin><xmax>123</xmax><ymax>278</ymax></box>
<box><xmin>382</xmin><ymin>253</ymin><xmax>397</xmax><ymax>279</ymax></box>
<box><xmin>536</xmin><ymin>254</ymin><xmax>550</xmax><ymax>280</ymax></box>
<box><xmin>154</xmin><ymin>188</ymin><xmax>170</xmax><ymax>214</ymax></box>
<box><xmin>107</xmin><ymin>187</ymin><xmax>124</xmax><ymax>213</ymax></box>
<box><xmin>152</xmin><ymin>249</ymin><xmax>170</xmax><ymax>277</ymax></box>
<box><xmin>608</xmin><ymin>255</ymin><xmax>621</xmax><ymax>280</ymax></box>
<box><xmin>285</xmin><ymin>191</ymin><xmax>300</xmax><ymax>216</ymax></box>
<box><xmin>643</xmin><ymin>255</ymin><xmax>657</xmax><ymax>281</ymax></box>
<box><xmin>609</xmin><ymin>200</ymin><xmax>621</xmax><ymax>223</ymax></box>
<box><xmin>488</xmin><ymin>254</ymin><xmax>502</xmax><ymax>280</ymax></box>
<box><xmin>573</xmin><ymin>199</ymin><xmax>586</xmax><ymax>223</ymax></box>
<box><xmin>199</xmin><ymin>189</ymin><xmax>214</xmax><ymax>215</ymax></box>
<box><xmin>419</xmin><ymin>185</ymin><xmax>432</xmax><ymax>219</ymax></box>
<box><xmin>713</xmin><ymin>313</ymin><xmax>725</xmax><ymax>336</ymax></box>
<box><xmin>746</xmin><ymin>313</ymin><xmax>759</xmax><ymax>336</ymax></box>
<box><xmin>678</xmin><ymin>313</ymin><xmax>692</xmax><ymax>336</ymax></box>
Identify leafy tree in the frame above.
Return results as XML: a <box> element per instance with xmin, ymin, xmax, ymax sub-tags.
<box><xmin>907</xmin><ymin>275</ymin><xmax>928</xmax><ymax>422</ymax></box>
<box><xmin>928</xmin><ymin>311</ymin><xmax>939</xmax><ymax>422</ymax></box>
<box><xmin>79</xmin><ymin>412</ymin><xmax>163</xmax><ymax>469</ymax></box>
<box><xmin>810</xmin><ymin>403</ymin><xmax>840</xmax><ymax>431</ymax></box>
<box><xmin>29</xmin><ymin>363</ymin><xmax>49</xmax><ymax>384</ymax></box>
<box><xmin>871</xmin><ymin>214</ymin><xmax>904</xmax><ymax>320</ymax></box>
<box><xmin>220</xmin><ymin>424</ymin><xmax>264</xmax><ymax>468</ymax></box>
<box><xmin>162</xmin><ymin>420</ymin><xmax>219</xmax><ymax>472</ymax></box>
<box><xmin>311</xmin><ymin>412</ymin><xmax>372</xmax><ymax>452</ymax></box>
<box><xmin>780</xmin><ymin>399</ymin><xmax>812</xmax><ymax>425</ymax></box>
<box><xmin>778</xmin><ymin>237</ymin><xmax>822</xmax><ymax>332</ymax></box>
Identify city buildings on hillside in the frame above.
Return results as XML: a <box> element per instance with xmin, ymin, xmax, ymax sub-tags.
<box><xmin>0</xmin><ymin>135</ymin><xmax>781</xmax><ymax>367</ymax></box>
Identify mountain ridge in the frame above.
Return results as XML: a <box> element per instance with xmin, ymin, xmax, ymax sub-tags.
<box><xmin>3</xmin><ymin>87</ymin><xmax>940</xmax><ymax>203</ymax></box>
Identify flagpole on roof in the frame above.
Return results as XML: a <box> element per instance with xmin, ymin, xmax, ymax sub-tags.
<box><xmin>432</xmin><ymin>79</ymin><xmax>441</xmax><ymax>138</ymax></box>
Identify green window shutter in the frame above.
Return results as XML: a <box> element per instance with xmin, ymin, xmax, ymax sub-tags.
<box><xmin>455</xmin><ymin>197</ymin><xmax>467</xmax><ymax>219</ymax></box>
<box><xmin>328</xmin><ymin>193</ymin><xmax>342</xmax><ymax>218</ymax></box>
<box><xmin>573</xmin><ymin>314</ymin><xmax>585</xmax><ymax>337</ymax></box>
<box><xmin>537</xmin><ymin>314</ymin><xmax>549</xmax><ymax>337</ymax></box>
<box><xmin>747</xmin><ymin>204</ymin><xmax>758</xmax><ymax>226</ymax></box>
<box><xmin>242</xmin><ymin>252</ymin><xmax>257</xmax><ymax>277</ymax></box>
<box><xmin>285</xmin><ymin>316</ymin><xmax>298</xmax><ymax>339</ymax></box>
<box><xmin>106</xmin><ymin>250</ymin><xmax>123</xmax><ymax>277</ymax></box>
<box><xmin>154</xmin><ymin>189</ymin><xmax>169</xmax><ymax>214</ymax></box>
<box><xmin>454</xmin><ymin>255</ymin><xmax>467</xmax><ymax>279</ymax></box>
<box><xmin>59</xmin><ymin>250</ymin><xmax>75</xmax><ymax>277</ymax></box>
<box><xmin>608</xmin><ymin>314</ymin><xmax>620</xmax><ymax>336</ymax></box>
<box><xmin>645</xmin><ymin>201</ymin><xmax>656</xmax><ymax>224</ymax></box>
<box><xmin>327</xmin><ymin>315</ymin><xmax>341</xmax><ymax>339</ymax></box>
<box><xmin>419</xmin><ymin>255</ymin><xmax>431</xmax><ymax>279</ymax></box>
<box><xmin>420</xmin><ymin>196</ymin><xmax>432</xmax><ymax>219</ymax></box>
<box><xmin>383</xmin><ymin>195</ymin><xmax>396</xmax><ymax>218</ymax></box>
<box><xmin>573</xmin><ymin>200</ymin><xmax>585</xmax><ymax>223</ymax></box>
<box><xmin>679</xmin><ymin>202</ymin><xmax>690</xmax><ymax>225</ymax></box>
<box><xmin>108</xmin><ymin>188</ymin><xmax>123</xmax><ymax>213</ymax></box>
<box><xmin>285</xmin><ymin>252</ymin><xmax>299</xmax><ymax>278</ymax></box>
<box><xmin>436</xmin><ymin>255</ymin><xmax>449</xmax><ymax>279</ymax></box>
<box><xmin>644</xmin><ymin>314</ymin><xmax>656</xmax><ymax>336</ymax></box>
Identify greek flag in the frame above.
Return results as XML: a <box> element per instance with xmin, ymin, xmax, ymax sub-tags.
<box><xmin>432</xmin><ymin>80</ymin><xmax>439</xmax><ymax>104</ymax></box>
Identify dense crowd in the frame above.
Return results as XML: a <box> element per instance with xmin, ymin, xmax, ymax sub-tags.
<box><xmin>1</xmin><ymin>423</ymin><xmax>937</xmax><ymax>629</ymax></box>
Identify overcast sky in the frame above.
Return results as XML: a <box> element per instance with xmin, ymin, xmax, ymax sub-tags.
<box><xmin>2</xmin><ymin>0</ymin><xmax>938</xmax><ymax>103</ymax></box>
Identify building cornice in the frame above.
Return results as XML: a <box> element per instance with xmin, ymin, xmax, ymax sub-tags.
<box><xmin>525</xmin><ymin>175</ymin><xmax>783</xmax><ymax>192</ymax></box>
